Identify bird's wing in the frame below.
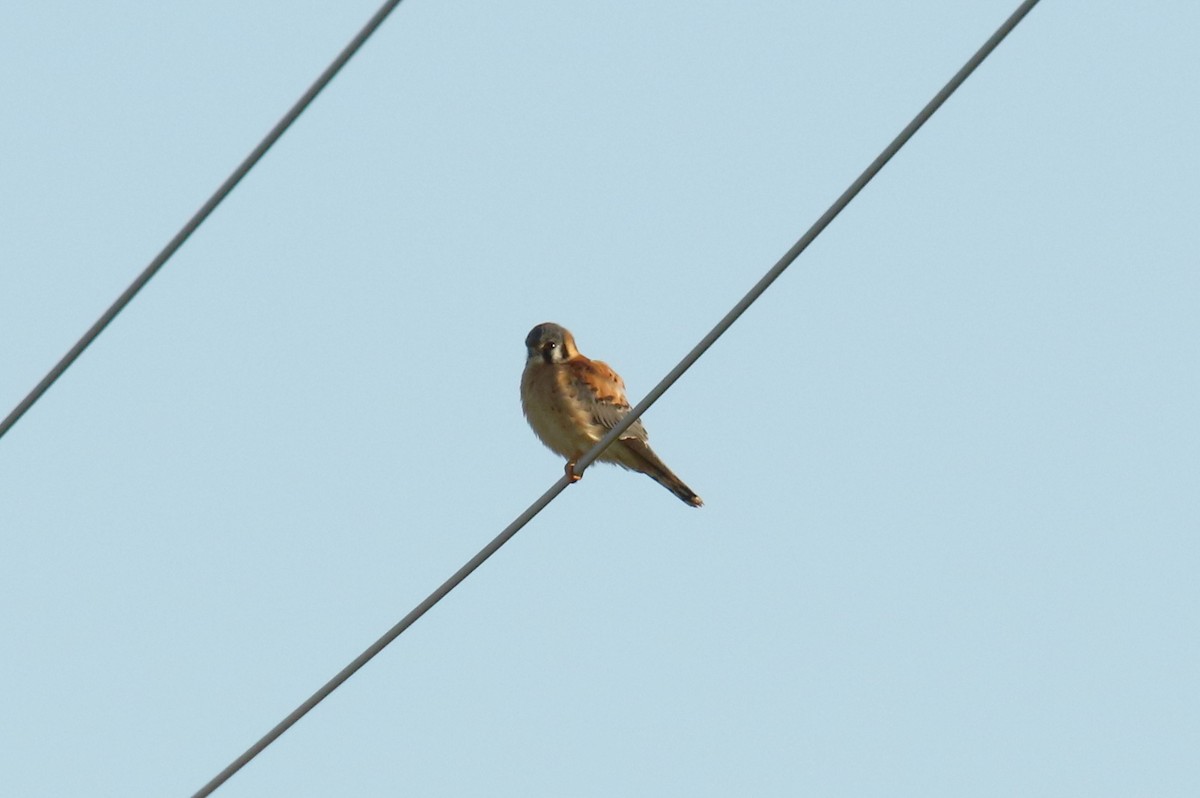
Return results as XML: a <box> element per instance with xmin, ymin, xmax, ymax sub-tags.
<box><xmin>565</xmin><ymin>357</ymin><xmax>649</xmax><ymax>441</ymax></box>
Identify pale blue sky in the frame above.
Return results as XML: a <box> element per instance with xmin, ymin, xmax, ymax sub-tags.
<box><xmin>2</xmin><ymin>2</ymin><xmax>1197</xmax><ymax>796</ymax></box>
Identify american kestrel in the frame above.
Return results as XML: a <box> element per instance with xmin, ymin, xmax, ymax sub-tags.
<box><xmin>520</xmin><ymin>322</ymin><xmax>703</xmax><ymax>507</ymax></box>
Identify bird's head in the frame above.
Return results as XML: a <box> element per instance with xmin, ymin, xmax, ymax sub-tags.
<box><xmin>525</xmin><ymin>322</ymin><xmax>578</xmax><ymax>364</ymax></box>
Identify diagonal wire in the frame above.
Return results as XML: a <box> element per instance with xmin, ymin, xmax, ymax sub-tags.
<box><xmin>578</xmin><ymin>0</ymin><xmax>1040</xmax><ymax>474</ymax></box>
<box><xmin>0</xmin><ymin>0</ymin><xmax>408</xmax><ymax>444</ymax></box>
<box><xmin>189</xmin><ymin>476</ymin><xmax>575</xmax><ymax>798</ymax></box>
<box><xmin>190</xmin><ymin>1</ymin><xmax>1041</xmax><ymax>795</ymax></box>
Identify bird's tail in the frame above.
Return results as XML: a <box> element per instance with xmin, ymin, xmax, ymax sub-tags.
<box><xmin>615</xmin><ymin>437</ymin><xmax>703</xmax><ymax>507</ymax></box>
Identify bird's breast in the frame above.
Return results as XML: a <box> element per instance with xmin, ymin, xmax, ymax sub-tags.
<box><xmin>520</xmin><ymin>362</ymin><xmax>599</xmax><ymax>457</ymax></box>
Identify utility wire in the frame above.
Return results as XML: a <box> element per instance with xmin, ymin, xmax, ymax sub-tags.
<box><xmin>191</xmin><ymin>1</ymin><xmax>1041</xmax><ymax>795</ymax></box>
<box><xmin>0</xmin><ymin>0</ymin><xmax>408</xmax><ymax>444</ymax></box>
<box><xmin>189</xmin><ymin>476</ymin><xmax>574</xmax><ymax>798</ymax></box>
<box><xmin>578</xmin><ymin>0</ymin><xmax>1040</xmax><ymax>475</ymax></box>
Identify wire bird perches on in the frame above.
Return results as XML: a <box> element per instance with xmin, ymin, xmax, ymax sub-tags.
<box><xmin>189</xmin><ymin>1</ymin><xmax>1042</xmax><ymax>795</ymax></box>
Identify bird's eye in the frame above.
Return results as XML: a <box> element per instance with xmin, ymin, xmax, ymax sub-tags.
<box><xmin>544</xmin><ymin>341</ymin><xmax>557</xmax><ymax>350</ymax></box>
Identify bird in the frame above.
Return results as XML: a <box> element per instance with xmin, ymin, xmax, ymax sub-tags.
<box><xmin>520</xmin><ymin>322</ymin><xmax>703</xmax><ymax>507</ymax></box>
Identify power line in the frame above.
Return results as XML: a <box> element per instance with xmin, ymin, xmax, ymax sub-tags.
<box><xmin>578</xmin><ymin>0</ymin><xmax>1042</xmax><ymax>475</ymax></box>
<box><xmin>190</xmin><ymin>1</ymin><xmax>1042</xmax><ymax>795</ymax></box>
<box><xmin>190</xmin><ymin>477</ymin><xmax>574</xmax><ymax>798</ymax></box>
<box><xmin>0</xmin><ymin>0</ymin><xmax>408</xmax><ymax>444</ymax></box>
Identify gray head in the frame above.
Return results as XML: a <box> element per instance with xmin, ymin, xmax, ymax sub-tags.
<box><xmin>525</xmin><ymin>322</ymin><xmax>579</xmax><ymax>364</ymax></box>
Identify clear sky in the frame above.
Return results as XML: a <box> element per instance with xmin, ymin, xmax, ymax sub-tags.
<box><xmin>2</xmin><ymin>2</ymin><xmax>1197</xmax><ymax>796</ymax></box>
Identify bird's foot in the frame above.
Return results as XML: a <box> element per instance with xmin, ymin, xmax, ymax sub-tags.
<box><xmin>564</xmin><ymin>461</ymin><xmax>583</xmax><ymax>483</ymax></box>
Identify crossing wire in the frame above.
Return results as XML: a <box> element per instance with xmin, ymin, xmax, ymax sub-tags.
<box><xmin>0</xmin><ymin>0</ymin><xmax>408</xmax><ymax>443</ymax></box>
<box><xmin>190</xmin><ymin>1</ymin><xmax>1043</xmax><ymax>795</ymax></box>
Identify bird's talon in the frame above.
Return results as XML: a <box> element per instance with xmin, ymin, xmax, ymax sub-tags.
<box><xmin>564</xmin><ymin>462</ymin><xmax>582</xmax><ymax>483</ymax></box>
